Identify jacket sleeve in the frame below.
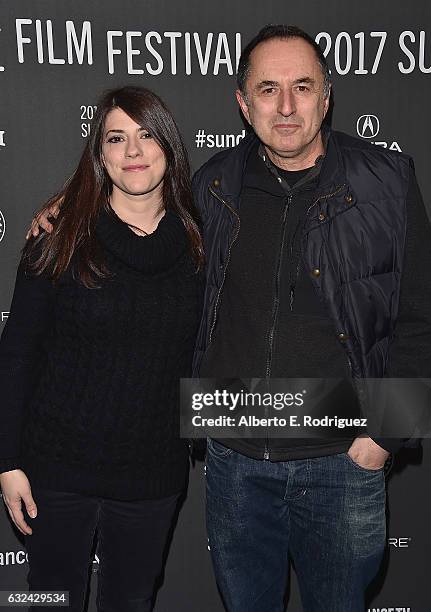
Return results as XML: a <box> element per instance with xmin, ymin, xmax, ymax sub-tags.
<box><xmin>0</xmin><ymin>250</ymin><xmax>54</xmax><ymax>473</ymax></box>
<box><xmin>372</xmin><ymin>165</ymin><xmax>431</xmax><ymax>453</ymax></box>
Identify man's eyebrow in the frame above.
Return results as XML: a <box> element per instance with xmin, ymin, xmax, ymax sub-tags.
<box><xmin>255</xmin><ymin>80</ymin><xmax>280</xmax><ymax>89</ymax></box>
<box><xmin>254</xmin><ymin>77</ymin><xmax>317</xmax><ymax>90</ymax></box>
<box><xmin>292</xmin><ymin>76</ymin><xmax>316</xmax><ymax>86</ymax></box>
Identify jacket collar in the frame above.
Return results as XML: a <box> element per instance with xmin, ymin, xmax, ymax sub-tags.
<box><xmin>209</xmin><ymin>124</ymin><xmax>348</xmax><ymax>205</ymax></box>
<box><xmin>208</xmin><ymin>130</ymin><xmax>258</xmax><ymax>202</ymax></box>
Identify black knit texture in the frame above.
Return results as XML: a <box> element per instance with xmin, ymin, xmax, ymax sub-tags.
<box><xmin>0</xmin><ymin>208</ymin><xmax>203</xmax><ymax>500</ymax></box>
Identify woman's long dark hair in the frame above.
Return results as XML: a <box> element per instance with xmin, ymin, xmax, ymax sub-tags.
<box><xmin>23</xmin><ymin>86</ymin><xmax>204</xmax><ymax>287</ymax></box>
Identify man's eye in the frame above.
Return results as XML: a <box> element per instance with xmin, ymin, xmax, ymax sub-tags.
<box><xmin>262</xmin><ymin>88</ymin><xmax>276</xmax><ymax>95</ymax></box>
<box><xmin>296</xmin><ymin>85</ymin><xmax>310</xmax><ymax>92</ymax></box>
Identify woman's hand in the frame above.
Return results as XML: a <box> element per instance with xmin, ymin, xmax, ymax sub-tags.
<box><xmin>25</xmin><ymin>203</ymin><xmax>60</xmax><ymax>239</ymax></box>
<box><xmin>0</xmin><ymin>470</ymin><xmax>37</xmax><ymax>535</ymax></box>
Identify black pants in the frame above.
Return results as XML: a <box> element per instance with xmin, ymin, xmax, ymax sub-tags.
<box><xmin>24</xmin><ymin>486</ymin><xmax>182</xmax><ymax>612</ymax></box>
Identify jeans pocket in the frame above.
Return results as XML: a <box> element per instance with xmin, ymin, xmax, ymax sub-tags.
<box><xmin>342</xmin><ymin>452</ymin><xmax>385</xmax><ymax>474</ymax></box>
<box><xmin>207</xmin><ymin>437</ymin><xmax>234</xmax><ymax>459</ymax></box>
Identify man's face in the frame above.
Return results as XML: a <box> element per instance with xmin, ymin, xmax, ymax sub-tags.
<box><xmin>236</xmin><ymin>37</ymin><xmax>330</xmax><ymax>161</ymax></box>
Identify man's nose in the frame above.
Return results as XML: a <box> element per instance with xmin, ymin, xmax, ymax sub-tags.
<box><xmin>277</xmin><ymin>89</ymin><xmax>296</xmax><ymax>117</ymax></box>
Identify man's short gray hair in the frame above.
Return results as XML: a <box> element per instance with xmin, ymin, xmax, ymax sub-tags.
<box><xmin>237</xmin><ymin>24</ymin><xmax>332</xmax><ymax>102</ymax></box>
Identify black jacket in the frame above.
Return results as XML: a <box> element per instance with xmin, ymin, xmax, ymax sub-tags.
<box><xmin>192</xmin><ymin>127</ymin><xmax>431</xmax><ymax>459</ymax></box>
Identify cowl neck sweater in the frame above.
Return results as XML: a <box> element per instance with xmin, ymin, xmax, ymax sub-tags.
<box><xmin>96</xmin><ymin>206</ymin><xmax>188</xmax><ymax>275</ymax></box>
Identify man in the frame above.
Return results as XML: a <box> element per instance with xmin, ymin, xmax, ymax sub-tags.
<box><xmin>191</xmin><ymin>25</ymin><xmax>431</xmax><ymax>612</ymax></box>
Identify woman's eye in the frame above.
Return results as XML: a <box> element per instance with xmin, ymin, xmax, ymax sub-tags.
<box><xmin>106</xmin><ymin>132</ymin><xmax>152</xmax><ymax>143</ymax></box>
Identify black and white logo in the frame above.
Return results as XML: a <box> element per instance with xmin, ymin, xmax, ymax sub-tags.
<box><xmin>0</xmin><ymin>131</ymin><xmax>5</xmax><ymax>147</ymax></box>
<box><xmin>355</xmin><ymin>114</ymin><xmax>402</xmax><ymax>152</ymax></box>
<box><xmin>357</xmin><ymin>114</ymin><xmax>380</xmax><ymax>139</ymax></box>
<box><xmin>0</xmin><ymin>210</ymin><xmax>5</xmax><ymax>242</ymax></box>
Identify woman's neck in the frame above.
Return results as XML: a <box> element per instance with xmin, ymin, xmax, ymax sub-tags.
<box><xmin>109</xmin><ymin>189</ymin><xmax>165</xmax><ymax>235</ymax></box>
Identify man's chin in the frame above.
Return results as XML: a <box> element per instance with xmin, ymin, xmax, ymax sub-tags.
<box><xmin>265</xmin><ymin>143</ymin><xmax>304</xmax><ymax>160</ymax></box>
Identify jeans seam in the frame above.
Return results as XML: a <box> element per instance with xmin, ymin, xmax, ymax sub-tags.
<box><xmin>207</xmin><ymin>437</ymin><xmax>234</xmax><ymax>458</ymax></box>
<box><xmin>283</xmin><ymin>461</ymin><xmax>310</xmax><ymax>501</ymax></box>
<box><xmin>343</xmin><ymin>451</ymin><xmax>385</xmax><ymax>474</ymax></box>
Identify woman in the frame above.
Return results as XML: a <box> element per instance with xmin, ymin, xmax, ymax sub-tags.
<box><xmin>0</xmin><ymin>86</ymin><xmax>204</xmax><ymax>611</ymax></box>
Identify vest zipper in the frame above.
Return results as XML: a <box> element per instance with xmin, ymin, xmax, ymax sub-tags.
<box><xmin>287</xmin><ymin>185</ymin><xmax>346</xmax><ymax>312</ymax></box>
<box><xmin>207</xmin><ymin>185</ymin><xmax>241</xmax><ymax>345</ymax></box>
<box><xmin>265</xmin><ymin>194</ymin><xmax>292</xmax><ymax>378</ymax></box>
<box><xmin>293</xmin><ymin>183</ymin><xmax>346</xmax><ymax>309</ymax></box>
<box><xmin>306</xmin><ymin>183</ymin><xmax>352</xmax><ymax>377</ymax></box>
<box><xmin>263</xmin><ymin>194</ymin><xmax>292</xmax><ymax>460</ymax></box>
<box><xmin>306</xmin><ymin>184</ymin><xmax>346</xmax><ymax>215</ymax></box>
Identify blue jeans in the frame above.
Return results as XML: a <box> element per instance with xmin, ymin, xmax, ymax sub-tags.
<box><xmin>206</xmin><ymin>439</ymin><xmax>386</xmax><ymax>612</ymax></box>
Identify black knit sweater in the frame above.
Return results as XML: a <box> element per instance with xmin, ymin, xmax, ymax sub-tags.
<box><xmin>0</xmin><ymin>208</ymin><xmax>203</xmax><ymax>500</ymax></box>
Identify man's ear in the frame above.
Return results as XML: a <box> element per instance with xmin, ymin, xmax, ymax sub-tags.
<box><xmin>236</xmin><ymin>89</ymin><xmax>251</xmax><ymax>125</ymax></box>
<box><xmin>322</xmin><ymin>86</ymin><xmax>331</xmax><ymax>119</ymax></box>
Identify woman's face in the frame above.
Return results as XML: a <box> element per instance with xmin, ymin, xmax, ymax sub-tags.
<box><xmin>101</xmin><ymin>107</ymin><xmax>167</xmax><ymax>202</ymax></box>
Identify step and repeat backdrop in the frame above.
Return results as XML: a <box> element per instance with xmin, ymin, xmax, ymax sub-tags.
<box><xmin>0</xmin><ymin>1</ymin><xmax>430</xmax><ymax>611</ymax></box>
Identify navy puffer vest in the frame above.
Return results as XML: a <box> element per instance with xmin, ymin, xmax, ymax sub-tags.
<box><xmin>192</xmin><ymin>128</ymin><xmax>411</xmax><ymax>379</ymax></box>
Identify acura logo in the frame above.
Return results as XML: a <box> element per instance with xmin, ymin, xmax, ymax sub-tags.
<box><xmin>356</xmin><ymin>115</ymin><xmax>380</xmax><ymax>139</ymax></box>
<box><xmin>0</xmin><ymin>210</ymin><xmax>5</xmax><ymax>242</ymax></box>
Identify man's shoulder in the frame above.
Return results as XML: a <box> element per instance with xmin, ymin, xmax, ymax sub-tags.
<box><xmin>193</xmin><ymin>148</ymin><xmax>232</xmax><ymax>182</ymax></box>
<box><xmin>192</xmin><ymin>132</ymin><xmax>256</xmax><ymax>186</ymax></box>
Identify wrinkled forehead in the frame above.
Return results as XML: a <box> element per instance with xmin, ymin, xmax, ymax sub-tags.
<box><xmin>247</xmin><ymin>37</ymin><xmax>324</xmax><ymax>86</ymax></box>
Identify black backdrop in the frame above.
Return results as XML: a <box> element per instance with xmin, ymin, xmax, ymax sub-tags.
<box><xmin>0</xmin><ymin>2</ymin><xmax>430</xmax><ymax>611</ymax></box>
